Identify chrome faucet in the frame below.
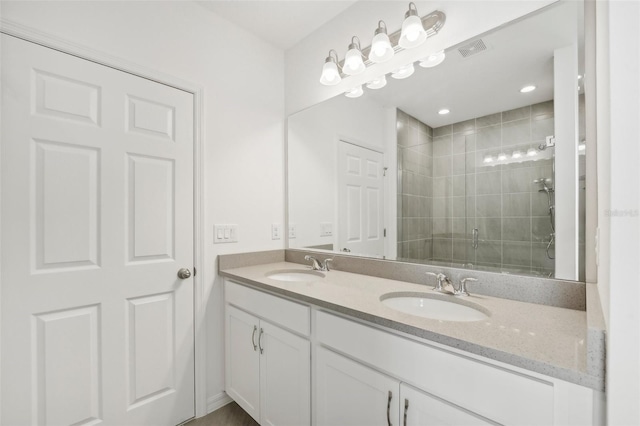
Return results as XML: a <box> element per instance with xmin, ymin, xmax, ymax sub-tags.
<box><xmin>305</xmin><ymin>255</ymin><xmax>332</xmax><ymax>271</ymax></box>
<box><xmin>425</xmin><ymin>272</ymin><xmax>452</xmax><ymax>292</ymax></box>
<box><xmin>426</xmin><ymin>272</ymin><xmax>478</xmax><ymax>296</ymax></box>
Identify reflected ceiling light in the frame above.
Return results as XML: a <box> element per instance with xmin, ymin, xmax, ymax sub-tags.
<box><xmin>345</xmin><ymin>85</ymin><xmax>364</xmax><ymax>98</ymax></box>
<box><xmin>483</xmin><ymin>155</ymin><xmax>494</xmax><ymax>163</ymax></box>
<box><xmin>399</xmin><ymin>2</ymin><xmax>427</xmax><ymax>49</ymax></box>
<box><xmin>369</xmin><ymin>21</ymin><xmax>394</xmax><ymax>63</ymax></box>
<box><xmin>578</xmin><ymin>143</ymin><xmax>586</xmax><ymax>151</ymax></box>
<box><xmin>366</xmin><ymin>75</ymin><xmax>387</xmax><ymax>90</ymax></box>
<box><xmin>520</xmin><ymin>85</ymin><xmax>536</xmax><ymax>93</ymax></box>
<box><xmin>512</xmin><ymin>151</ymin><xmax>523</xmax><ymax>159</ymax></box>
<box><xmin>438</xmin><ymin>108</ymin><xmax>450</xmax><ymax>115</ymax></box>
<box><xmin>419</xmin><ymin>50</ymin><xmax>446</xmax><ymax>68</ymax></box>
<box><xmin>527</xmin><ymin>148</ymin><xmax>538</xmax><ymax>157</ymax></box>
<box><xmin>319</xmin><ymin>50</ymin><xmax>342</xmax><ymax>86</ymax></box>
<box><xmin>498</xmin><ymin>152</ymin><xmax>507</xmax><ymax>161</ymax></box>
<box><xmin>391</xmin><ymin>63</ymin><xmax>415</xmax><ymax>79</ymax></box>
<box><xmin>343</xmin><ymin>36</ymin><xmax>366</xmax><ymax>76</ymax></box>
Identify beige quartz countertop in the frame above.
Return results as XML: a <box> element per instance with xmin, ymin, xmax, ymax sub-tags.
<box><xmin>220</xmin><ymin>261</ymin><xmax>604</xmax><ymax>391</ymax></box>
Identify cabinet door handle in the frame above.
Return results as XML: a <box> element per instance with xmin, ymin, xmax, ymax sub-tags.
<box><xmin>251</xmin><ymin>325</ymin><xmax>257</xmax><ymax>351</ymax></box>
<box><xmin>387</xmin><ymin>390</ymin><xmax>393</xmax><ymax>426</ymax></box>
<box><xmin>403</xmin><ymin>399</ymin><xmax>409</xmax><ymax>426</ymax></box>
<box><xmin>258</xmin><ymin>328</ymin><xmax>264</xmax><ymax>354</ymax></box>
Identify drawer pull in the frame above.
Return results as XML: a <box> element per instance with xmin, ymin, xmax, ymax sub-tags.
<box><xmin>251</xmin><ymin>325</ymin><xmax>257</xmax><ymax>351</ymax></box>
<box><xmin>387</xmin><ymin>390</ymin><xmax>393</xmax><ymax>426</ymax></box>
<box><xmin>403</xmin><ymin>399</ymin><xmax>409</xmax><ymax>426</ymax></box>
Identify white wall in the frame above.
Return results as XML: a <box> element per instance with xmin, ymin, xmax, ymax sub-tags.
<box><xmin>288</xmin><ymin>95</ymin><xmax>388</xmax><ymax>249</ymax></box>
<box><xmin>285</xmin><ymin>0</ymin><xmax>556</xmax><ymax>115</ymax></box>
<box><xmin>595</xmin><ymin>1</ymin><xmax>640</xmax><ymax>425</ymax></box>
<box><xmin>0</xmin><ymin>0</ymin><xmax>285</xmax><ymax>413</ymax></box>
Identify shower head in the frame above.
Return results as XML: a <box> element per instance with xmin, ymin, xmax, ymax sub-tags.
<box><xmin>534</xmin><ymin>178</ymin><xmax>554</xmax><ymax>193</ymax></box>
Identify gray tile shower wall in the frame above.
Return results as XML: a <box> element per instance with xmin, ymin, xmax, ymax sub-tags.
<box><xmin>396</xmin><ymin>100</ymin><xmax>580</xmax><ymax>278</ymax></box>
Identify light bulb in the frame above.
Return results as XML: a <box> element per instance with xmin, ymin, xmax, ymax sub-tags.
<box><xmin>438</xmin><ymin>109</ymin><xmax>450</xmax><ymax>115</ymax></box>
<box><xmin>369</xmin><ymin>21</ymin><xmax>394</xmax><ymax>63</ymax></box>
<box><xmin>498</xmin><ymin>153</ymin><xmax>507</xmax><ymax>161</ymax></box>
<box><xmin>419</xmin><ymin>51</ymin><xmax>446</xmax><ymax>68</ymax></box>
<box><xmin>483</xmin><ymin>155</ymin><xmax>494</xmax><ymax>163</ymax></box>
<box><xmin>512</xmin><ymin>151</ymin><xmax>523</xmax><ymax>159</ymax></box>
<box><xmin>391</xmin><ymin>63</ymin><xmax>415</xmax><ymax>79</ymax></box>
<box><xmin>520</xmin><ymin>85</ymin><xmax>536</xmax><ymax>93</ymax></box>
<box><xmin>366</xmin><ymin>76</ymin><xmax>387</xmax><ymax>90</ymax></box>
<box><xmin>343</xmin><ymin>37</ymin><xmax>365</xmax><ymax>76</ymax></box>
<box><xmin>319</xmin><ymin>50</ymin><xmax>342</xmax><ymax>86</ymax></box>
<box><xmin>527</xmin><ymin>148</ymin><xmax>538</xmax><ymax>157</ymax></box>
<box><xmin>345</xmin><ymin>85</ymin><xmax>363</xmax><ymax>98</ymax></box>
<box><xmin>399</xmin><ymin>3</ymin><xmax>427</xmax><ymax>49</ymax></box>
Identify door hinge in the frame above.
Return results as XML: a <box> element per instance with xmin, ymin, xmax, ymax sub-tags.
<box><xmin>384</xmin><ymin>228</ymin><xmax>387</xmax><ymax>237</ymax></box>
<box><xmin>383</xmin><ymin>167</ymin><xmax>388</xmax><ymax>176</ymax></box>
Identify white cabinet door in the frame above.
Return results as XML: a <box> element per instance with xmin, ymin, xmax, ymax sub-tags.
<box><xmin>400</xmin><ymin>383</ymin><xmax>494</xmax><ymax>426</ymax></box>
<box><xmin>226</xmin><ymin>306</ymin><xmax>261</xmax><ymax>422</ymax></box>
<box><xmin>315</xmin><ymin>347</ymin><xmax>399</xmax><ymax>426</ymax></box>
<box><xmin>1</xmin><ymin>35</ymin><xmax>195</xmax><ymax>426</ymax></box>
<box><xmin>259</xmin><ymin>321</ymin><xmax>311</xmax><ymax>426</ymax></box>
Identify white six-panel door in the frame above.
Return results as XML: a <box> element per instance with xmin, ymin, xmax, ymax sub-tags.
<box><xmin>1</xmin><ymin>35</ymin><xmax>195</xmax><ymax>425</ymax></box>
<box><xmin>337</xmin><ymin>141</ymin><xmax>385</xmax><ymax>256</ymax></box>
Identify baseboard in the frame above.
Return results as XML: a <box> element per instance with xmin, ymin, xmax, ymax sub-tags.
<box><xmin>207</xmin><ymin>391</ymin><xmax>233</xmax><ymax>414</ymax></box>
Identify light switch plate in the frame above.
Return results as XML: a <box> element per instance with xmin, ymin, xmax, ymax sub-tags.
<box><xmin>214</xmin><ymin>224</ymin><xmax>238</xmax><ymax>243</ymax></box>
<box><xmin>320</xmin><ymin>222</ymin><xmax>333</xmax><ymax>237</ymax></box>
<box><xmin>289</xmin><ymin>223</ymin><xmax>297</xmax><ymax>239</ymax></box>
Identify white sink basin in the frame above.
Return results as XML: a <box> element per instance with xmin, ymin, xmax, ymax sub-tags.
<box><xmin>266</xmin><ymin>269</ymin><xmax>325</xmax><ymax>282</ymax></box>
<box><xmin>381</xmin><ymin>293</ymin><xmax>489</xmax><ymax>322</ymax></box>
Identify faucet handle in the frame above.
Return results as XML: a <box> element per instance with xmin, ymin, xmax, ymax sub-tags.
<box><xmin>305</xmin><ymin>255</ymin><xmax>322</xmax><ymax>271</ymax></box>
<box><xmin>322</xmin><ymin>258</ymin><xmax>333</xmax><ymax>271</ymax></box>
<box><xmin>456</xmin><ymin>277</ymin><xmax>478</xmax><ymax>296</ymax></box>
<box><xmin>425</xmin><ymin>272</ymin><xmax>448</xmax><ymax>292</ymax></box>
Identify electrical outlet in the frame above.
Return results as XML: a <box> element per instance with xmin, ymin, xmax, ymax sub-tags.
<box><xmin>272</xmin><ymin>223</ymin><xmax>282</xmax><ymax>240</ymax></box>
<box><xmin>214</xmin><ymin>224</ymin><xmax>238</xmax><ymax>243</ymax></box>
<box><xmin>289</xmin><ymin>223</ymin><xmax>297</xmax><ymax>239</ymax></box>
<box><xmin>320</xmin><ymin>222</ymin><xmax>333</xmax><ymax>237</ymax></box>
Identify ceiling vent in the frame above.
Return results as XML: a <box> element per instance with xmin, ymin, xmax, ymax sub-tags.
<box><xmin>458</xmin><ymin>39</ymin><xmax>487</xmax><ymax>58</ymax></box>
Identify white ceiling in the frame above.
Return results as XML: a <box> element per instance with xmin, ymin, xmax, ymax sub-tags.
<box><xmin>197</xmin><ymin>0</ymin><xmax>358</xmax><ymax>50</ymax></box>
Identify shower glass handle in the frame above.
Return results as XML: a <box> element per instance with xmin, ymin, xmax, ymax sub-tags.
<box><xmin>472</xmin><ymin>228</ymin><xmax>479</xmax><ymax>249</ymax></box>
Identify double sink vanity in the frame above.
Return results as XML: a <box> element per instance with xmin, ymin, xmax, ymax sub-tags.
<box><xmin>219</xmin><ymin>250</ymin><xmax>605</xmax><ymax>426</ymax></box>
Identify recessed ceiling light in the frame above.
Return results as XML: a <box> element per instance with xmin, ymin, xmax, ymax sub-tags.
<box><xmin>520</xmin><ymin>85</ymin><xmax>536</xmax><ymax>93</ymax></box>
<box><xmin>438</xmin><ymin>109</ymin><xmax>450</xmax><ymax>115</ymax></box>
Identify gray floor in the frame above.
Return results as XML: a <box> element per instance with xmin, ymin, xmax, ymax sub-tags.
<box><xmin>186</xmin><ymin>402</ymin><xmax>259</xmax><ymax>426</ymax></box>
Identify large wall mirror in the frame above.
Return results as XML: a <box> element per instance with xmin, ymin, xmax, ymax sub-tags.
<box><xmin>287</xmin><ymin>1</ymin><xmax>586</xmax><ymax>281</ymax></box>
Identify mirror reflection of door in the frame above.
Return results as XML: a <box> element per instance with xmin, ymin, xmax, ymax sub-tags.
<box><xmin>337</xmin><ymin>141</ymin><xmax>385</xmax><ymax>256</ymax></box>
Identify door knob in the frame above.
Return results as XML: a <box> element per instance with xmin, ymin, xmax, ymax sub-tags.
<box><xmin>177</xmin><ymin>268</ymin><xmax>192</xmax><ymax>279</ymax></box>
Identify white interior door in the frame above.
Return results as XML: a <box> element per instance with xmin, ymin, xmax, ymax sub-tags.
<box><xmin>337</xmin><ymin>141</ymin><xmax>385</xmax><ymax>256</ymax></box>
<box><xmin>1</xmin><ymin>35</ymin><xmax>195</xmax><ymax>425</ymax></box>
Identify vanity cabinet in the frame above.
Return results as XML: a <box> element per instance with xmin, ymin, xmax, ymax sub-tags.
<box><xmin>316</xmin><ymin>346</ymin><xmax>493</xmax><ymax>426</ymax></box>
<box><xmin>225</xmin><ymin>281</ymin><xmax>311</xmax><ymax>425</ymax></box>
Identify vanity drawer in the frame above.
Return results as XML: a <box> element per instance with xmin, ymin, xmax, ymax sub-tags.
<box><xmin>225</xmin><ymin>280</ymin><xmax>310</xmax><ymax>336</ymax></box>
<box><xmin>315</xmin><ymin>310</ymin><xmax>554</xmax><ymax>426</ymax></box>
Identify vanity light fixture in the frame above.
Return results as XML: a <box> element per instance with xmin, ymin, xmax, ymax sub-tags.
<box><xmin>498</xmin><ymin>152</ymin><xmax>507</xmax><ymax>161</ymax></box>
<box><xmin>399</xmin><ymin>2</ymin><xmax>428</xmax><ymax>49</ymax></box>
<box><xmin>438</xmin><ymin>108</ymin><xmax>450</xmax><ymax>115</ymax></box>
<box><xmin>319</xmin><ymin>50</ymin><xmax>342</xmax><ymax>86</ymax></box>
<box><xmin>366</xmin><ymin>75</ymin><xmax>387</xmax><ymax>89</ymax></box>
<box><xmin>343</xmin><ymin>36</ymin><xmax>366</xmax><ymax>76</ymax></box>
<box><xmin>391</xmin><ymin>63</ymin><xmax>415</xmax><ymax>79</ymax></box>
<box><xmin>527</xmin><ymin>148</ymin><xmax>538</xmax><ymax>157</ymax></box>
<box><xmin>419</xmin><ymin>50</ymin><xmax>446</xmax><ymax>68</ymax></box>
<box><xmin>512</xmin><ymin>150</ymin><xmax>523</xmax><ymax>159</ymax></box>
<box><xmin>345</xmin><ymin>85</ymin><xmax>364</xmax><ymax>98</ymax></box>
<box><xmin>520</xmin><ymin>85</ymin><xmax>536</xmax><ymax>93</ymax></box>
<box><xmin>483</xmin><ymin>155</ymin><xmax>494</xmax><ymax>163</ymax></box>
<box><xmin>369</xmin><ymin>21</ymin><xmax>394</xmax><ymax>63</ymax></box>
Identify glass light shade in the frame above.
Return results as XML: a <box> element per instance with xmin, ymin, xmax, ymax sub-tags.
<box><xmin>343</xmin><ymin>48</ymin><xmax>366</xmax><ymax>75</ymax></box>
<box><xmin>366</xmin><ymin>76</ymin><xmax>387</xmax><ymax>90</ymax></box>
<box><xmin>483</xmin><ymin>155</ymin><xmax>494</xmax><ymax>163</ymax></box>
<box><xmin>527</xmin><ymin>148</ymin><xmax>538</xmax><ymax>157</ymax></box>
<box><xmin>391</xmin><ymin>63</ymin><xmax>415</xmax><ymax>79</ymax></box>
<box><xmin>345</xmin><ymin>85</ymin><xmax>364</xmax><ymax>98</ymax></box>
<box><xmin>369</xmin><ymin>32</ymin><xmax>394</xmax><ymax>63</ymax></box>
<box><xmin>399</xmin><ymin>15</ymin><xmax>427</xmax><ymax>49</ymax></box>
<box><xmin>319</xmin><ymin>60</ymin><xmax>341</xmax><ymax>86</ymax></box>
<box><xmin>512</xmin><ymin>151</ymin><xmax>523</xmax><ymax>159</ymax></box>
<box><xmin>419</xmin><ymin>51</ymin><xmax>446</xmax><ymax>68</ymax></box>
<box><xmin>498</xmin><ymin>153</ymin><xmax>507</xmax><ymax>161</ymax></box>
